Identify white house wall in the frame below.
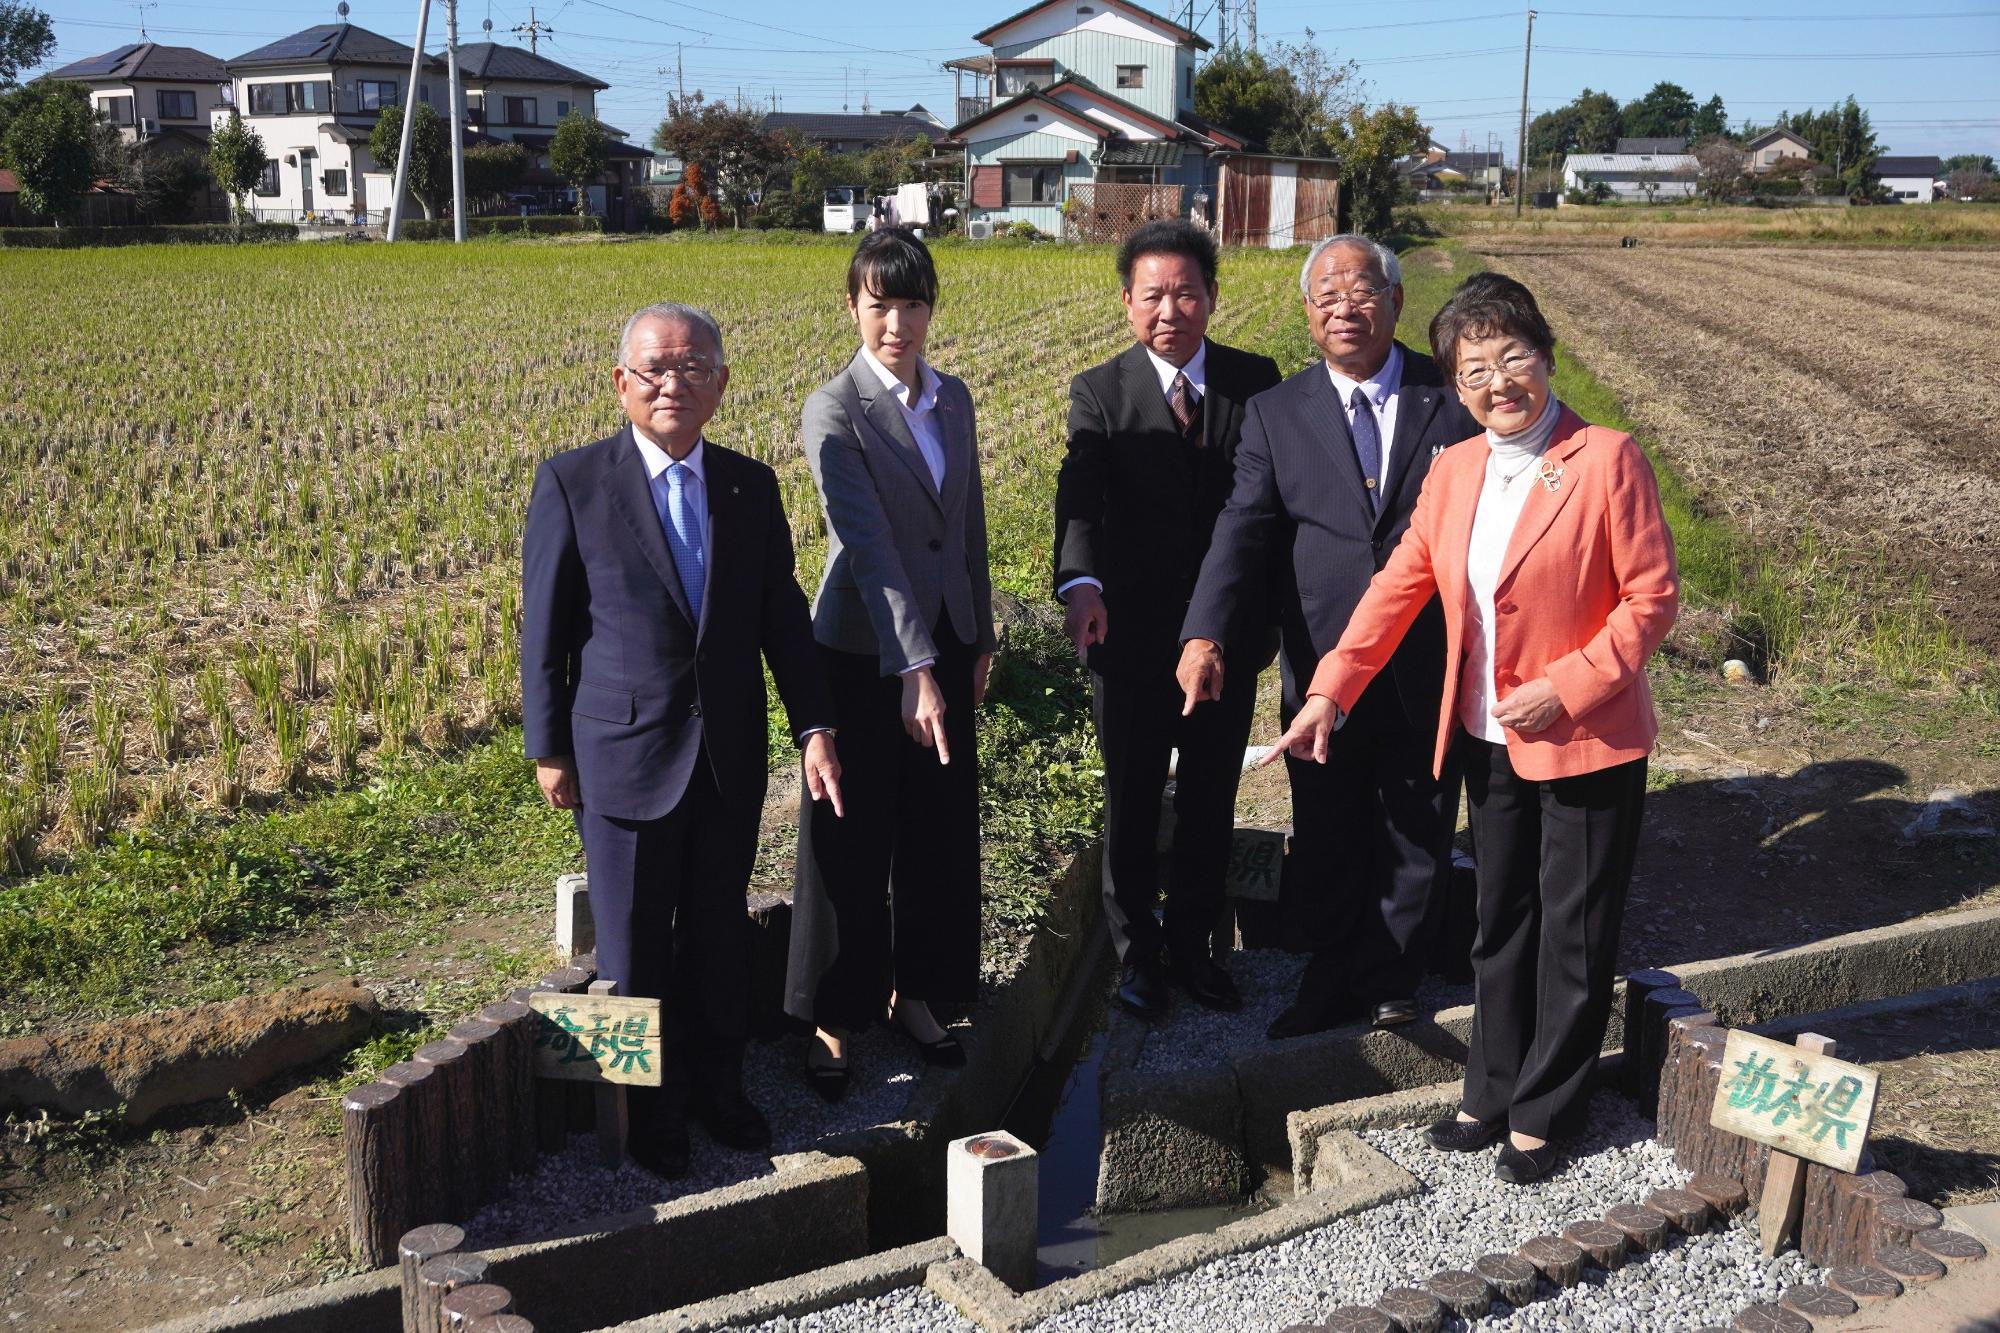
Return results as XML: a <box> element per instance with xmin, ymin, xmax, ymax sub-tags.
<box><xmin>1049</xmin><ymin>88</ymin><xmax>1161</xmax><ymax>141</ymax></box>
<box><xmin>994</xmin><ymin>29</ymin><xmax>1181</xmax><ymax>121</ymax></box>
<box><xmin>966</xmin><ymin>105</ymin><xmax>1098</xmax><ymax>146</ymax></box>
<box><xmin>988</xmin><ymin>5</ymin><xmax>1177</xmax><ymax>51</ymax></box>
<box><xmin>468</xmin><ymin>78</ymin><xmax>596</xmax><ymax>130</ymax></box>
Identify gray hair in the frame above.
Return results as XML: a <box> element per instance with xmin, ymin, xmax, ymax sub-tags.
<box><xmin>1298</xmin><ymin>234</ymin><xmax>1402</xmax><ymax>295</ymax></box>
<box><xmin>618</xmin><ymin>301</ymin><xmax>726</xmax><ymax>366</ymax></box>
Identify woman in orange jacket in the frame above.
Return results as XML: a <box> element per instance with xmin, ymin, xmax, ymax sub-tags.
<box><xmin>1266</xmin><ymin>272</ymin><xmax>1678</xmax><ymax>1184</ymax></box>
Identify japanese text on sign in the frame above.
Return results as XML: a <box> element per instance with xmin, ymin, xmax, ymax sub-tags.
<box><xmin>1709</xmin><ymin>1030</ymin><xmax>1878</xmax><ymax>1174</ymax></box>
<box><xmin>526</xmin><ymin>992</ymin><xmax>664</xmax><ymax>1087</ymax></box>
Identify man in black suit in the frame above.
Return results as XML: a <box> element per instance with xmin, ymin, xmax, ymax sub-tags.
<box><xmin>1178</xmin><ymin>235</ymin><xmax>1476</xmax><ymax>1038</ymax></box>
<box><xmin>522</xmin><ymin>301</ymin><xmax>843</xmax><ymax>1176</ymax></box>
<box><xmin>1054</xmin><ymin>220</ymin><xmax>1283</xmax><ymax>1020</ymax></box>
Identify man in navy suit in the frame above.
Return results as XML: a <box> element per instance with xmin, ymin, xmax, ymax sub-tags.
<box><xmin>522</xmin><ymin>301</ymin><xmax>842</xmax><ymax>1177</ymax></box>
<box><xmin>1178</xmin><ymin>235</ymin><xmax>1476</xmax><ymax>1039</ymax></box>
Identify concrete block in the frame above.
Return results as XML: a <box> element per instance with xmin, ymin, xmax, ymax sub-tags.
<box><xmin>947</xmin><ymin>1131</ymin><xmax>1039</xmax><ymax>1293</ymax></box>
<box><xmin>1233</xmin><ymin>1020</ymin><xmax>1470</xmax><ymax>1175</ymax></box>
<box><xmin>1097</xmin><ymin>1041</ymin><xmax>1249</xmax><ymax>1212</ymax></box>
<box><xmin>1291</xmin><ymin>1082</ymin><xmax>1464</xmax><ymax>1191</ymax></box>
<box><xmin>556</xmin><ymin>873</ymin><xmax>593</xmax><ymax>961</ymax></box>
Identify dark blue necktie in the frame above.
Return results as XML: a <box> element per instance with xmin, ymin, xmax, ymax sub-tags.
<box><xmin>1349</xmin><ymin>385</ymin><xmax>1383</xmax><ymax>514</ymax></box>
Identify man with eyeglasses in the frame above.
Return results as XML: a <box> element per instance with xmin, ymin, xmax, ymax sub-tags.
<box><xmin>521</xmin><ymin>301</ymin><xmax>842</xmax><ymax>1178</ymax></box>
<box><xmin>1178</xmin><ymin>234</ymin><xmax>1477</xmax><ymax>1041</ymax></box>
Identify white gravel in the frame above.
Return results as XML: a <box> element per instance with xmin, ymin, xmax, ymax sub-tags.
<box><xmin>727</xmin><ymin>1286</ymin><xmax>977</xmax><ymax>1333</ymax></box>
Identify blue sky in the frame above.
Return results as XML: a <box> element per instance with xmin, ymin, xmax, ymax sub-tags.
<box><xmin>38</xmin><ymin>0</ymin><xmax>2000</xmax><ymax>160</ymax></box>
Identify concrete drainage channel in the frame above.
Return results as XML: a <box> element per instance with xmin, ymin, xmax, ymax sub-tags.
<box><xmin>145</xmin><ymin>893</ymin><xmax>2000</xmax><ymax>1333</ymax></box>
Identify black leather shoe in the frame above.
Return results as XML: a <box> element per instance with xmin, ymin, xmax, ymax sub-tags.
<box><xmin>1495</xmin><ymin>1139</ymin><xmax>1564</xmax><ymax>1184</ymax></box>
<box><xmin>1371</xmin><ymin>997</ymin><xmax>1418</xmax><ymax>1028</ymax></box>
<box><xmin>1265</xmin><ymin>952</ymin><xmax>1365</xmax><ymax>1040</ymax></box>
<box><xmin>1170</xmin><ymin>954</ymin><xmax>1242</xmax><ymax>1012</ymax></box>
<box><xmin>1116</xmin><ymin>957</ymin><xmax>1171</xmax><ymax>1022</ymax></box>
<box><xmin>691</xmin><ymin>1086</ymin><xmax>772</xmax><ymax>1151</ymax></box>
<box><xmin>1424</xmin><ymin>1115</ymin><xmax>1505</xmax><ymax>1152</ymax></box>
<box><xmin>629</xmin><ymin>1113</ymin><xmax>691</xmax><ymax>1178</ymax></box>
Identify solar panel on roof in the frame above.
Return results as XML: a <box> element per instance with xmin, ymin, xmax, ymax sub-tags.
<box><xmin>54</xmin><ymin>43</ymin><xmax>142</xmax><ymax>76</ymax></box>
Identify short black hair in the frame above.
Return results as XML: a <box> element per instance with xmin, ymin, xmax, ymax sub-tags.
<box><xmin>1117</xmin><ymin>219</ymin><xmax>1219</xmax><ymax>291</ymax></box>
<box><xmin>1426</xmin><ymin>272</ymin><xmax>1556</xmax><ymax>380</ymax></box>
<box><xmin>848</xmin><ymin>226</ymin><xmax>939</xmax><ymax>306</ymax></box>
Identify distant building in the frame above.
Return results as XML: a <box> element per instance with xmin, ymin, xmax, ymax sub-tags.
<box><xmin>1561</xmin><ymin>150</ymin><xmax>1698</xmax><ymax>203</ymax></box>
<box><xmin>453</xmin><ymin>42</ymin><xmax>651</xmax><ymax>216</ymax></box>
<box><xmin>1742</xmin><ymin>127</ymin><xmax>1813</xmax><ymax>175</ymax></box>
<box><xmin>1615</xmin><ymin>136</ymin><xmax>1687</xmax><ymax>155</ymax></box>
<box><xmin>45</xmin><ymin>42</ymin><xmax>229</xmax><ymax>144</ymax></box>
<box><xmin>1398</xmin><ymin>147</ymin><xmax>1504</xmax><ymax>194</ymax></box>
<box><xmin>762</xmin><ymin>108</ymin><xmax>944</xmax><ymax>155</ymax></box>
<box><xmin>1871</xmin><ymin>155</ymin><xmax>1944</xmax><ymax>203</ymax></box>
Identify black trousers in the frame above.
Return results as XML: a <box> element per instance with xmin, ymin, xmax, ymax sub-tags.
<box><xmin>1092</xmin><ymin>652</ymin><xmax>1258</xmax><ymax>965</ymax></box>
<box><xmin>1283</xmin><ymin>690</ymin><xmax>1459</xmax><ymax>1005</ymax></box>
<box><xmin>1458</xmin><ymin>737</ymin><xmax>1648</xmax><ymax>1140</ymax></box>
<box><xmin>785</xmin><ymin>625</ymin><xmax>981</xmax><ymax>1031</ymax></box>
<box><xmin>576</xmin><ymin>753</ymin><xmax>759</xmax><ymax>1117</ymax></box>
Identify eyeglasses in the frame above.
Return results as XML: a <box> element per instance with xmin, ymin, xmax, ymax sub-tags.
<box><xmin>622</xmin><ymin>361</ymin><xmax>717</xmax><ymax>388</ymax></box>
<box><xmin>1306</xmin><ymin>285</ymin><xmax>1387</xmax><ymax>314</ymax></box>
<box><xmin>1454</xmin><ymin>349</ymin><xmax>1543</xmax><ymax>391</ymax></box>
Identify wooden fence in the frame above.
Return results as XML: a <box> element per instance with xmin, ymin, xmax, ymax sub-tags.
<box><xmin>1062</xmin><ymin>182</ymin><xmax>1184</xmax><ymax>245</ymax></box>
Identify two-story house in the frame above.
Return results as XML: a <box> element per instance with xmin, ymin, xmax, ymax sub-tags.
<box><xmin>453</xmin><ymin>42</ymin><xmax>651</xmax><ymax>216</ymax></box>
<box><xmin>226</xmin><ymin>23</ymin><xmax>443</xmax><ymax>222</ymax></box>
<box><xmin>945</xmin><ymin>0</ymin><xmax>1337</xmax><ymax>245</ymax></box>
<box><xmin>1742</xmin><ymin>127</ymin><xmax>1813</xmax><ymax>175</ymax></box>
<box><xmin>46</xmin><ymin>42</ymin><xmax>229</xmax><ymax>145</ymax></box>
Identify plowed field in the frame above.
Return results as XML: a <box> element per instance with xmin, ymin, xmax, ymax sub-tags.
<box><xmin>1479</xmin><ymin>245</ymin><xmax>2000</xmax><ymax>652</ymax></box>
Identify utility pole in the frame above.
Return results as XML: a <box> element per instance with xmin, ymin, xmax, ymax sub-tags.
<box><xmin>1514</xmin><ymin>8</ymin><xmax>1536</xmax><ymax>217</ymax></box>
<box><xmin>445</xmin><ymin>0</ymin><xmax>466</xmax><ymax>241</ymax></box>
<box><xmin>1216</xmin><ymin>0</ymin><xmax>1226</xmax><ymax>52</ymax></box>
<box><xmin>386</xmin><ymin>0</ymin><xmax>433</xmax><ymax>241</ymax></box>
<box><xmin>512</xmin><ymin>4</ymin><xmax>552</xmax><ymax>55</ymax></box>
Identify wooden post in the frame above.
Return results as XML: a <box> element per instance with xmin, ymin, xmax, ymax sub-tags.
<box><xmin>1658</xmin><ymin>1011</ymin><xmax>1717</xmax><ymax>1153</ymax></box>
<box><xmin>478</xmin><ymin>1000</ymin><xmax>539</xmax><ymax>1176</ymax></box>
<box><xmin>441</xmin><ymin>1283</ymin><xmax>514</xmax><ymax>1328</ymax></box>
<box><xmin>1472</xmin><ymin>1252</ymin><xmax>1537</xmax><ymax>1305</ymax></box>
<box><xmin>342</xmin><ymin>1082</ymin><xmax>411</xmax><ymax>1268</ymax></box>
<box><xmin>1637</xmin><ymin>987</ymin><xmax>1702</xmax><ymax>1119</ymax></box>
<box><xmin>587</xmin><ymin>979</ymin><xmax>629</xmax><ymax>1169</ymax></box>
<box><xmin>1676</xmin><ymin>1027</ymin><xmax>1731</xmax><ymax>1175</ymax></box>
<box><xmin>381</xmin><ymin>1060</ymin><xmax>448</xmax><ymax>1227</ymax></box>
<box><xmin>414</xmin><ymin>1038</ymin><xmax>479</xmax><ymax>1222</ymax></box>
<box><xmin>1374</xmin><ymin>1287</ymin><xmax>1444</xmax><ymax>1333</ymax></box>
<box><xmin>465</xmin><ymin>1317</ymin><xmax>534</xmax><ymax>1333</ymax></box>
<box><xmin>398</xmin><ymin>1224</ymin><xmax>464</xmax><ymax>1333</ymax></box>
<box><xmin>416</xmin><ymin>1253</ymin><xmax>489</xmax><ymax>1333</ymax></box>
<box><xmin>447</xmin><ymin>1017</ymin><xmax>508</xmax><ymax>1206</ymax></box>
<box><xmin>1800</xmin><ymin>1148</ymin><xmax>1879</xmax><ymax>1265</ymax></box>
<box><xmin>1758</xmin><ymin>1032</ymin><xmax>1835</xmax><ymax>1257</ymax></box>
<box><xmin>1620</xmin><ymin>968</ymin><xmax>1681</xmax><ymax>1095</ymax></box>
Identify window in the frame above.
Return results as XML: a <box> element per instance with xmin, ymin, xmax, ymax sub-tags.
<box><xmin>247</xmin><ymin>81</ymin><xmax>330</xmax><ymax>114</ymax></box>
<box><xmin>294</xmin><ymin>81</ymin><xmax>331</xmax><ymax>113</ymax></box>
<box><xmin>419</xmin><ymin>83</ymin><xmax>432</xmax><ymax>104</ymax></box>
<box><xmin>1116</xmin><ymin>65</ymin><xmax>1144</xmax><ymax>89</ymax></box>
<box><xmin>555</xmin><ymin>99</ymin><xmax>571</xmax><ymax>119</ymax></box>
<box><xmin>248</xmin><ymin>83</ymin><xmax>283</xmax><ymax>115</ymax></box>
<box><xmin>1004</xmin><ymin>163</ymin><xmax>1062</xmax><ymax>205</ymax></box>
<box><xmin>466</xmin><ymin>92</ymin><xmax>484</xmax><ymax>122</ymax></box>
<box><xmin>99</xmin><ymin>95</ymin><xmax>135</xmax><ymax>125</ymax></box>
<box><xmin>1185</xmin><ymin>65</ymin><xmax>1193</xmax><ymax>100</ymax></box>
<box><xmin>157</xmin><ymin>89</ymin><xmax>197</xmax><ymax>120</ymax></box>
<box><xmin>357</xmin><ymin>79</ymin><xmax>398</xmax><ymax>110</ymax></box>
<box><xmin>322</xmin><ymin>168</ymin><xmax>349</xmax><ymax>196</ymax></box>
<box><xmin>503</xmin><ymin>95</ymin><xmax>538</xmax><ymax>125</ymax></box>
<box><xmin>255</xmin><ymin>159</ymin><xmax>281</xmax><ymax>196</ymax></box>
<box><xmin>996</xmin><ymin>63</ymin><xmax>1054</xmax><ymax>96</ymax></box>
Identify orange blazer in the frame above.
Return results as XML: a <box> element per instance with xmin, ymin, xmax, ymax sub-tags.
<box><xmin>1307</xmin><ymin>406</ymin><xmax>1678</xmax><ymax>782</ymax></box>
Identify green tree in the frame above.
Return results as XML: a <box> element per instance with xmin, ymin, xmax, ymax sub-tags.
<box><xmin>1259</xmin><ymin>31</ymin><xmax>1360</xmax><ymax>157</ymax></box>
<box><xmin>1621</xmin><ymin>81</ymin><xmax>1698</xmax><ymax>140</ymax></box>
<box><xmin>1692</xmin><ymin>94</ymin><xmax>1728</xmax><ymax>141</ymax></box>
<box><xmin>1943</xmin><ymin>153</ymin><xmax>1996</xmax><ymax>175</ymax></box>
<box><xmin>549</xmin><ymin>110</ymin><xmax>608</xmax><ymax>216</ymax></box>
<box><xmin>0</xmin><ymin>1</ymin><xmax>54</xmax><ymax>88</ymax></box>
<box><xmin>1524</xmin><ymin>102</ymin><xmax>1581</xmax><ymax>166</ymax></box>
<box><xmin>1194</xmin><ymin>45</ymin><xmax>1297</xmax><ymax>148</ymax></box>
<box><xmin>1777</xmin><ymin>96</ymin><xmax>1878</xmax><ymax>193</ymax></box>
<box><xmin>1525</xmin><ymin>87</ymin><xmax>1621</xmax><ymax>165</ymax></box>
<box><xmin>790</xmin><ymin>142</ymin><xmax>862</xmax><ymax>204</ymax></box>
<box><xmin>1691</xmin><ymin>136</ymin><xmax>1744</xmax><ymax>204</ymax></box>
<box><xmin>0</xmin><ymin>79</ymin><xmax>96</xmax><ymax>223</ymax></box>
<box><xmin>463</xmin><ymin>140</ymin><xmax>528</xmax><ymax>210</ymax></box>
<box><xmin>1327</xmin><ymin>101</ymin><xmax>1429</xmax><ymax>237</ymax></box>
<box><xmin>653</xmin><ymin>92</ymin><xmax>791</xmax><ymax>226</ymax></box>
<box><xmin>206</xmin><ymin>111</ymin><xmax>265</xmax><ymax>228</ymax></box>
<box><xmin>369</xmin><ymin>101</ymin><xmax>450</xmax><ymax>219</ymax></box>
<box><xmin>858</xmin><ymin>134</ymin><xmax>937</xmax><ymax>198</ymax></box>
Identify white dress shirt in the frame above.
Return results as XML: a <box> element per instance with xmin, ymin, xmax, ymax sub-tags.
<box><xmin>1323</xmin><ymin>341</ymin><xmax>1404</xmax><ymax>487</ymax></box>
<box><xmin>1459</xmin><ymin>394</ymin><xmax>1562</xmax><ymax>744</ymax></box>
<box><xmin>1057</xmin><ymin>341</ymin><xmax>1210</xmax><ymax>603</ymax></box>
<box><xmin>858</xmin><ymin>344</ymin><xmax>947</xmax><ymax>492</ymax></box>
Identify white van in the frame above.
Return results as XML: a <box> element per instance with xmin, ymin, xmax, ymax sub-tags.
<box><xmin>822</xmin><ymin>186</ymin><xmax>868</xmax><ymax>233</ymax></box>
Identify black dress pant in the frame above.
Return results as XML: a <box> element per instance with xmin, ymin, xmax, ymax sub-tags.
<box><xmin>1458</xmin><ymin>736</ymin><xmax>1648</xmax><ymax>1140</ymax></box>
<box><xmin>785</xmin><ymin>623</ymin><xmax>981</xmax><ymax>1031</ymax></box>
<box><xmin>1092</xmin><ymin>650</ymin><xmax>1258</xmax><ymax>965</ymax></box>
<box><xmin>576</xmin><ymin>752</ymin><xmax>759</xmax><ymax>1119</ymax></box>
<box><xmin>1283</xmin><ymin>686</ymin><xmax>1459</xmax><ymax>1005</ymax></box>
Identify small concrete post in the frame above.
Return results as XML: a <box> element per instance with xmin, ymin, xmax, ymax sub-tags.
<box><xmin>946</xmin><ymin>1131</ymin><xmax>1039</xmax><ymax>1292</ymax></box>
<box><xmin>555</xmin><ymin>874</ymin><xmax>594</xmax><ymax>961</ymax></box>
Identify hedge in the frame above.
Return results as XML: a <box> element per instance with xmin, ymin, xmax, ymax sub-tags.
<box><xmin>398</xmin><ymin>214</ymin><xmax>604</xmax><ymax>239</ymax></box>
<box><xmin>0</xmin><ymin>222</ymin><xmax>299</xmax><ymax>248</ymax></box>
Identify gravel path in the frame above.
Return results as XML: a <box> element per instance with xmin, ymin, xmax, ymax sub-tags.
<box><xmin>729</xmin><ymin>1286</ymin><xmax>977</xmax><ymax>1333</ymax></box>
<box><xmin>463</xmin><ymin>1023</ymin><xmax>928</xmax><ymax>1248</ymax></box>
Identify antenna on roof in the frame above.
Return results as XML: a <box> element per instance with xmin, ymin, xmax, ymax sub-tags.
<box><xmin>336</xmin><ymin>0</ymin><xmax>350</xmax><ymax>16</ymax></box>
<box><xmin>483</xmin><ymin>17</ymin><xmax>493</xmax><ymax>33</ymax></box>
<box><xmin>132</xmin><ymin>0</ymin><xmax>157</xmax><ymax>40</ymax></box>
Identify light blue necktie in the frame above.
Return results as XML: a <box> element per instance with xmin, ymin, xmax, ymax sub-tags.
<box><xmin>657</xmin><ymin>462</ymin><xmax>706</xmax><ymax>624</ymax></box>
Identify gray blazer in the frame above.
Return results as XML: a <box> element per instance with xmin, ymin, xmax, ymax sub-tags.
<box><xmin>802</xmin><ymin>351</ymin><xmax>998</xmax><ymax>675</ymax></box>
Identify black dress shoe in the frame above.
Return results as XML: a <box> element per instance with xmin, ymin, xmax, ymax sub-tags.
<box><xmin>1495</xmin><ymin>1139</ymin><xmax>1564</xmax><ymax>1184</ymax></box>
<box><xmin>691</xmin><ymin>1086</ymin><xmax>772</xmax><ymax>1151</ymax></box>
<box><xmin>1169</xmin><ymin>954</ymin><xmax>1243</xmax><ymax>1012</ymax></box>
<box><xmin>1424</xmin><ymin>1115</ymin><xmax>1505</xmax><ymax>1152</ymax></box>
<box><xmin>628</xmin><ymin>1114</ymin><xmax>691</xmax><ymax>1178</ymax></box>
<box><xmin>911</xmin><ymin>1031</ymin><xmax>966</xmax><ymax>1067</ymax></box>
<box><xmin>1371</xmin><ymin>997</ymin><xmax>1418</xmax><ymax>1028</ymax></box>
<box><xmin>1115</xmin><ymin>958</ymin><xmax>1171</xmax><ymax>1022</ymax></box>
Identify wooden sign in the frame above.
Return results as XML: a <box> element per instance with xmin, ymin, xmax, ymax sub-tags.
<box><xmin>1225</xmin><ymin>826</ymin><xmax>1286</xmax><ymax>903</ymax></box>
<box><xmin>1710</xmin><ymin>1030</ymin><xmax>1878</xmax><ymax>1174</ymax></box>
<box><xmin>527</xmin><ymin>991</ymin><xmax>662</xmax><ymax>1087</ymax></box>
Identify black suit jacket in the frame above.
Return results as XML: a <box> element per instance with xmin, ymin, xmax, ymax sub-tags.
<box><xmin>1053</xmin><ymin>339</ymin><xmax>1283</xmax><ymax>677</ymax></box>
<box><xmin>520</xmin><ymin>425</ymin><xmax>832</xmax><ymax>822</ymax></box>
<box><xmin>1182</xmin><ymin>343</ymin><xmax>1480</xmax><ymax>732</ymax></box>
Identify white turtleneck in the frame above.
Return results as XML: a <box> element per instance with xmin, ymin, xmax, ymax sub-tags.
<box><xmin>1460</xmin><ymin>395</ymin><xmax>1562</xmax><ymax>744</ymax></box>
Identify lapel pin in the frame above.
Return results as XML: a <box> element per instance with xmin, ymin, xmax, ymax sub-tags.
<box><xmin>1535</xmin><ymin>460</ymin><xmax>1565</xmax><ymax>492</ymax></box>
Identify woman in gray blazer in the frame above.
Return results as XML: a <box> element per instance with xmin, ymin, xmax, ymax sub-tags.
<box><xmin>785</xmin><ymin>228</ymin><xmax>997</xmax><ymax>1100</ymax></box>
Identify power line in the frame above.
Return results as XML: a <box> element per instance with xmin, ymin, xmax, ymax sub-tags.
<box><xmin>1539</xmin><ymin>43</ymin><xmax>2000</xmax><ymax>60</ymax></box>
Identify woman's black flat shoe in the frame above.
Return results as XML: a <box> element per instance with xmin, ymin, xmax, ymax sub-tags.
<box><xmin>1424</xmin><ymin>1116</ymin><xmax>1505</xmax><ymax>1152</ymax></box>
<box><xmin>1495</xmin><ymin>1140</ymin><xmax>1564</xmax><ymax>1184</ymax></box>
<box><xmin>914</xmin><ymin>1032</ymin><xmax>966</xmax><ymax>1067</ymax></box>
<box><xmin>806</xmin><ymin>1056</ymin><xmax>851</xmax><ymax>1103</ymax></box>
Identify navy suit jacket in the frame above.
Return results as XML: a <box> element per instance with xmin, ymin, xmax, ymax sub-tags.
<box><xmin>1182</xmin><ymin>342</ymin><xmax>1480</xmax><ymax>733</ymax></box>
<box><xmin>520</xmin><ymin>424</ymin><xmax>832</xmax><ymax>822</ymax></box>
